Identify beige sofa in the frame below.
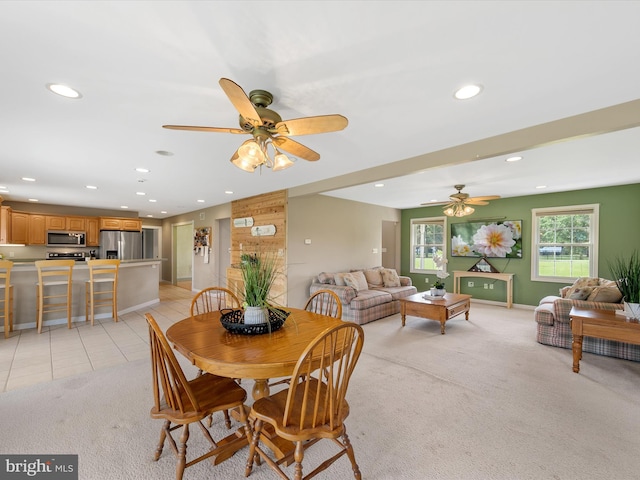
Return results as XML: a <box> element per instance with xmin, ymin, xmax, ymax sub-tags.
<box><xmin>534</xmin><ymin>277</ymin><xmax>640</xmax><ymax>362</ymax></box>
<box><xmin>309</xmin><ymin>267</ymin><xmax>417</xmax><ymax>325</ymax></box>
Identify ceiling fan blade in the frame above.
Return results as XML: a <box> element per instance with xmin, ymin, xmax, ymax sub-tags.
<box><xmin>272</xmin><ymin>136</ymin><xmax>320</xmax><ymax>161</ymax></box>
<box><xmin>465</xmin><ymin>199</ymin><xmax>490</xmax><ymax>206</ymax></box>
<box><xmin>275</xmin><ymin>114</ymin><xmax>348</xmax><ymax>136</ymax></box>
<box><xmin>163</xmin><ymin>125</ymin><xmax>247</xmax><ymax>134</ymax></box>
<box><xmin>420</xmin><ymin>200</ymin><xmax>452</xmax><ymax>206</ymax></box>
<box><xmin>468</xmin><ymin>195</ymin><xmax>501</xmax><ymax>201</ymax></box>
<box><xmin>218</xmin><ymin>78</ymin><xmax>262</xmax><ymax>128</ymax></box>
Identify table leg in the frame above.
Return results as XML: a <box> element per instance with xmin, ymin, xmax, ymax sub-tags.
<box><xmin>572</xmin><ymin>334</ymin><xmax>583</xmax><ymax>373</ymax></box>
<box><xmin>440</xmin><ymin>321</ymin><xmax>446</xmax><ymax>335</ymax></box>
<box><xmin>252</xmin><ymin>379</ymin><xmax>270</xmax><ymax>400</ymax></box>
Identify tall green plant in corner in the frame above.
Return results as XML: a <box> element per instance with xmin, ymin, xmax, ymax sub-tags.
<box><xmin>609</xmin><ymin>251</ymin><xmax>640</xmax><ymax>304</ymax></box>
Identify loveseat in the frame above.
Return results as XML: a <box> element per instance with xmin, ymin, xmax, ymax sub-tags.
<box><xmin>534</xmin><ymin>277</ymin><xmax>640</xmax><ymax>362</ymax></box>
<box><xmin>309</xmin><ymin>267</ymin><xmax>417</xmax><ymax>325</ymax></box>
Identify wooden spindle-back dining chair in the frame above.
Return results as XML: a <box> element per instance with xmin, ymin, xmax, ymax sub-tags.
<box><xmin>145</xmin><ymin>313</ymin><xmax>251</xmax><ymax>480</ymax></box>
<box><xmin>269</xmin><ymin>289</ymin><xmax>344</xmax><ymax>389</ymax></box>
<box><xmin>0</xmin><ymin>260</ymin><xmax>14</xmax><ymax>339</ymax></box>
<box><xmin>190</xmin><ymin>287</ymin><xmax>241</xmax><ymax>316</ymax></box>
<box><xmin>246</xmin><ymin>322</ymin><xmax>365</xmax><ymax>480</ymax></box>
<box><xmin>304</xmin><ymin>289</ymin><xmax>343</xmax><ymax>319</ymax></box>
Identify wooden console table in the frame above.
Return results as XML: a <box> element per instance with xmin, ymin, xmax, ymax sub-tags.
<box><xmin>453</xmin><ymin>270</ymin><xmax>514</xmax><ymax>308</ymax></box>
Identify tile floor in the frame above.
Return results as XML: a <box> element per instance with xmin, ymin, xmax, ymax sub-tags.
<box><xmin>1</xmin><ymin>283</ymin><xmax>194</xmax><ymax>392</ymax></box>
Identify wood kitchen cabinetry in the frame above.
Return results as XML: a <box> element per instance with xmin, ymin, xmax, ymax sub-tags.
<box><xmin>86</xmin><ymin>217</ymin><xmax>99</xmax><ymax>246</ymax></box>
<box><xmin>0</xmin><ymin>206</ymin><xmax>12</xmax><ymax>244</ymax></box>
<box><xmin>28</xmin><ymin>214</ymin><xmax>47</xmax><ymax>245</ymax></box>
<box><xmin>0</xmin><ymin>207</ymin><xmax>142</xmax><ymax>245</ymax></box>
<box><xmin>46</xmin><ymin>215</ymin><xmax>85</xmax><ymax>231</ymax></box>
<box><xmin>99</xmin><ymin>217</ymin><xmax>141</xmax><ymax>232</ymax></box>
<box><xmin>11</xmin><ymin>212</ymin><xmax>29</xmax><ymax>245</ymax></box>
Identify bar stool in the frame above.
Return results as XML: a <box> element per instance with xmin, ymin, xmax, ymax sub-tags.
<box><xmin>35</xmin><ymin>260</ymin><xmax>74</xmax><ymax>333</ymax></box>
<box><xmin>0</xmin><ymin>260</ymin><xmax>14</xmax><ymax>339</ymax></box>
<box><xmin>85</xmin><ymin>259</ymin><xmax>120</xmax><ymax>325</ymax></box>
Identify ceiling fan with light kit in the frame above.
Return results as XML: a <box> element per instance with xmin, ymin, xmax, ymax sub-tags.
<box><xmin>163</xmin><ymin>78</ymin><xmax>348</xmax><ymax>172</ymax></box>
<box><xmin>421</xmin><ymin>184</ymin><xmax>500</xmax><ymax>217</ymax></box>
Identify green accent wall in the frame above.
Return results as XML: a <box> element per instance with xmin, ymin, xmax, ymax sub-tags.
<box><xmin>401</xmin><ymin>183</ymin><xmax>640</xmax><ymax>306</ymax></box>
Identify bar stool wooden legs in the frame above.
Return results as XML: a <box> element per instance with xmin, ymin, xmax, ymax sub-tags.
<box><xmin>35</xmin><ymin>260</ymin><xmax>74</xmax><ymax>333</ymax></box>
<box><xmin>85</xmin><ymin>259</ymin><xmax>120</xmax><ymax>325</ymax></box>
<box><xmin>0</xmin><ymin>260</ymin><xmax>14</xmax><ymax>339</ymax></box>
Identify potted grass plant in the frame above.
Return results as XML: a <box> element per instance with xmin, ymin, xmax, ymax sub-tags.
<box><xmin>609</xmin><ymin>251</ymin><xmax>640</xmax><ymax>320</ymax></box>
<box><xmin>240</xmin><ymin>252</ymin><xmax>279</xmax><ymax>324</ymax></box>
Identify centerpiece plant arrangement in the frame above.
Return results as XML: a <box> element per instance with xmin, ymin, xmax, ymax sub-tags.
<box><xmin>609</xmin><ymin>251</ymin><xmax>640</xmax><ymax>320</ymax></box>
<box><xmin>239</xmin><ymin>252</ymin><xmax>285</xmax><ymax>325</ymax></box>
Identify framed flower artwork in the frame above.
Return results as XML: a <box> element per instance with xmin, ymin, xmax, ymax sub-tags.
<box><xmin>451</xmin><ymin>220</ymin><xmax>522</xmax><ymax>258</ymax></box>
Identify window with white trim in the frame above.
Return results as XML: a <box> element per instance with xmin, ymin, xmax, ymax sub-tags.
<box><xmin>410</xmin><ymin>217</ymin><xmax>446</xmax><ymax>273</ymax></box>
<box><xmin>531</xmin><ymin>204</ymin><xmax>599</xmax><ymax>283</ymax></box>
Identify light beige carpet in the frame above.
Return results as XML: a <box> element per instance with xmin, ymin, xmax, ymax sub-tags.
<box><xmin>2</xmin><ymin>303</ymin><xmax>640</xmax><ymax>479</ymax></box>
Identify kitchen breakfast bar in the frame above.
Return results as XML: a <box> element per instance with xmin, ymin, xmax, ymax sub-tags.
<box><xmin>6</xmin><ymin>259</ymin><xmax>162</xmax><ymax>332</ymax></box>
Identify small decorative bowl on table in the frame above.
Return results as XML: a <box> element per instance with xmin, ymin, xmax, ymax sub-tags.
<box><xmin>220</xmin><ymin>308</ymin><xmax>290</xmax><ymax>335</ymax></box>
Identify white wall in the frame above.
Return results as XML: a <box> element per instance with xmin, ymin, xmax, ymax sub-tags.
<box><xmin>287</xmin><ymin>194</ymin><xmax>401</xmax><ymax>308</ymax></box>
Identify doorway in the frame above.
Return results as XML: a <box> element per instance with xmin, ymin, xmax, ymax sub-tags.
<box><xmin>172</xmin><ymin>222</ymin><xmax>193</xmax><ymax>290</ymax></box>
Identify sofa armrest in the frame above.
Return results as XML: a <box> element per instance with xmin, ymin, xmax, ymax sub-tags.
<box><xmin>310</xmin><ymin>282</ymin><xmax>358</xmax><ymax>306</ymax></box>
<box><xmin>552</xmin><ymin>298</ymin><xmax>624</xmax><ymax>324</ymax></box>
<box><xmin>399</xmin><ymin>275</ymin><xmax>412</xmax><ymax>287</ymax></box>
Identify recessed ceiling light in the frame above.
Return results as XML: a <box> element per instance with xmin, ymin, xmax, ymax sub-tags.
<box><xmin>46</xmin><ymin>83</ymin><xmax>82</xmax><ymax>99</ymax></box>
<box><xmin>22</xmin><ymin>177</ymin><xmax>36</xmax><ymax>182</ymax></box>
<box><xmin>454</xmin><ymin>84</ymin><xmax>483</xmax><ymax>100</ymax></box>
<box><xmin>136</xmin><ymin>168</ymin><xmax>150</xmax><ymax>173</ymax></box>
<box><xmin>136</xmin><ymin>192</ymin><xmax>146</xmax><ymax>196</ymax></box>
<box><xmin>506</xmin><ymin>156</ymin><xmax>522</xmax><ymax>162</ymax></box>
<box><xmin>155</xmin><ymin>150</ymin><xmax>174</xmax><ymax>156</ymax></box>
<box><xmin>224</xmin><ymin>191</ymin><xmax>233</xmax><ymax>195</ymax></box>
<box><xmin>149</xmin><ymin>199</ymin><xmax>157</xmax><ymax>203</ymax></box>
<box><xmin>160</xmin><ymin>210</ymin><xmax>167</xmax><ymax>214</ymax></box>
<box><xmin>146</xmin><ymin>214</ymin><xmax>154</xmax><ymax>217</ymax></box>
<box><xmin>86</xmin><ymin>185</ymin><xmax>98</xmax><ymax>189</ymax></box>
<box><xmin>120</xmin><ymin>206</ymin><xmax>129</xmax><ymax>209</ymax></box>
<box><xmin>197</xmin><ymin>199</ymin><xmax>205</xmax><ymax>203</ymax></box>
<box><xmin>374</xmin><ymin>183</ymin><xmax>384</xmax><ymax>188</ymax></box>
<box><xmin>28</xmin><ymin>198</ymin><xmax>39</xmax><ymax>202</ymax></box>
<box><xmin>536</xmin><ymin>185</ymin><xmax>547</xmax><ymax>189</ymax></box>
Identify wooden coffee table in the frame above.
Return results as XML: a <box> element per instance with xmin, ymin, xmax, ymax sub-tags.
<box><xmin>569</xmin><ymin>307</ymin><xmax>640</xmax><ymax>373</ymax></box>
<box><xmin>400</xmin><ymin>292</ymin><xmax>471</xmax><ymax>334</ymax></box>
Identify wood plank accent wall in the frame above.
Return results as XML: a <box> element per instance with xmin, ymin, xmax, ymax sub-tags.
<box><xmin>227</xmin><ymin>189</ymin><xmax>288</xmax><ymax>306</ymax></box>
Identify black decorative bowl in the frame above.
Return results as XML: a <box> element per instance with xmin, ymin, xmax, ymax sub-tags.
<box><xmin>220</xmin><ymin>308</ymin><xmax>290</xmax><ymax>335</ymax></box>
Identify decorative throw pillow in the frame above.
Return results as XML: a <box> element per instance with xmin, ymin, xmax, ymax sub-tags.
<box><xmin>318</xmin><ymin>272</ymin><xmax>335</xmax><ymax>284</ymax></box>
<box><xmin>343</xmin><ymin>271</ymin><xmax>369</xmax><ymax>291</ymax></box>
<box><xmin>566</xmin><ymin>277</ymin><xmax>600</xmax><ymax>298</ymax></box>
<box><xmin>363</xmin><ymin>268</ymin><xmax>384</xmax><ymax>287</ymax></box>
<box><xmin>381</xmin><ymin>268</ymin><xmax>401</xmax><ymax>288</ymax></box>
<box><xmin>568</xmin><ymin>287</ymin><xmax>593</xmax><ymax>300</ymax></box>
<box><xmin>588</xmin><ymin>286</ymin><xmax>623</xmax><ymax>303</ymax></box>
<box><xmin>334</xmin><ymin>273</ymin><xmax>348</xmax><ymax>286</ymax></box>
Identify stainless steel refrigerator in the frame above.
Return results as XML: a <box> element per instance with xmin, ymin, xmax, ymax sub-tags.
<box><xmin>99</xmin><ymin>231</ymin><xmax>143</xmax><ymax>260</ymax></box>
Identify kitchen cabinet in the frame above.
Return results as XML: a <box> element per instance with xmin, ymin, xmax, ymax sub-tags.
<box><xmin>99</xmin><ymin>217</ymin><xmax>142</xmax><ymax>232</ymax></box>
<box><xmin>45</xmin><ymin>215</ymin><xmax>86</xmax><ymax>232</ymax></box>
<box><xmin>0</xmin><ymin>206</ymin><xmax>12</xmax><ymax>244</ymax></box>
<box><xmin>66</xmin><ymin>216</ymin><xmax>85</xmax><ymax>231</ymax></box>
<box><xmin>46</xmin><ymin>216</ymin><xmax>66</xmax><ymax>231</ymax></box>
<box><xmin>28</xmin><ymin>214</ymin><xmax>47</xmax><ymax>245</ymax></box>
<box><xmin>11</xmin><ymin>212</ymin><xmax>29</xmax><ymax>244</ymax></box>
<box><xmin>86</xmin><ymin>217</ymin><xmax>99</xmax><ymax>246</ymax></box>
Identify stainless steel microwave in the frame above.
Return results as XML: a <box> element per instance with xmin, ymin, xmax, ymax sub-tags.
<box><xmin>47</xmin><ymin>231</ymin><xmax>87</xmax><ymax>247</ymax></box>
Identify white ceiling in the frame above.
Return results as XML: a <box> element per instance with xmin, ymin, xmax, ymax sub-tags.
<box><xmin>1</xmin><ymin>1</ymin><xmax>639</xmax><ymax>218</ymax></box>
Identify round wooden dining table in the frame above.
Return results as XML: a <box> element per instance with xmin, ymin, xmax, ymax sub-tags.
<box><xmin>166</xmin><ymin>307</ymin><xmax>344</xmax><ymax>400</ymax></box>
